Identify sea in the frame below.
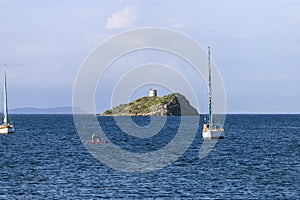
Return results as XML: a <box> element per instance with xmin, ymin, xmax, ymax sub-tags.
<box><xmin>0</xmin><ymin>114</ymin><xmax>299</xmax><ymax>199</ymax></box>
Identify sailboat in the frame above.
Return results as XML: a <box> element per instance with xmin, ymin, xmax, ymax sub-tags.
<box><xmin>0</xmin><ymin>65</ymin><xmax>14</xmax><ymax>134</ymax></box>
<box><xmin>202</xmin><ymin>47</ymin><xmax>224</xmax><ymax>139</ymax></box>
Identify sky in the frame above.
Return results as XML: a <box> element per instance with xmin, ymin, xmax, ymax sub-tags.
<box><xmin>0</xmin><ymin>0</ymin><xmax>299</xmax><ymax>114</ymax></box>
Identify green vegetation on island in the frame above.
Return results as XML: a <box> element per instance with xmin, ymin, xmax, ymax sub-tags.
<box><xmin>101</xmin><ymin>93</ymin><xmax>199</xmax><ymax>116</ymax></box>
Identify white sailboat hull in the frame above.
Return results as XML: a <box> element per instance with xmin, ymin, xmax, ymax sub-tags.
<box><xmin>0</xmin><ymin>125</ymin><xmax>14</xmax><ymax>134</ymax></box>
<box><xmin>202</xmin><ymin>129</ymin><xmax>224</xmax><ymax>140</ymax></box>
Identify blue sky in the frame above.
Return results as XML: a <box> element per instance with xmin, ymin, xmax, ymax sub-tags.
<box><xmin>0</xmin><ymin>0</ymin><xmax>299</xmax><ymax>113</ymax></box>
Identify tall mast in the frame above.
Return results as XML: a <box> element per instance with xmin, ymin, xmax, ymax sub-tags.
<box><xmin>208</xmin><ymin>46</ymin><xmax>213</xmax><ymax>127</ymax></box>
<box><xmin>3</xmin><ymin>65</ymin><xmax>8</xmax><ymax>124</ymax></box>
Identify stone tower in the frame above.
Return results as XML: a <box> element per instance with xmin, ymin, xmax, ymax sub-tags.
<box><xmin>149</xmin><ymin>89</ymin><xmax>157</xmax><ymax>97</ymax></box>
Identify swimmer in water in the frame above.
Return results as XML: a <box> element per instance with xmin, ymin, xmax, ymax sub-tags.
<box><xmin>91</xmin><ymin>133</ymin><xmax>96</xmax><ymax>143</ymax></box>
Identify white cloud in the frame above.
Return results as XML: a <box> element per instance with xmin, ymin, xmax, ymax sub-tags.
<box><xmin>105</xmin><ymin>6</ymin><xmax>137</xmax><ymax>29</ymax></box>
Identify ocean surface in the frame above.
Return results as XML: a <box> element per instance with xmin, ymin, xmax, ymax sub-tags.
<box><xmin>0</xmin><ymin>114</ymin><xmax>299</xmax><ymax>199</ymax></box>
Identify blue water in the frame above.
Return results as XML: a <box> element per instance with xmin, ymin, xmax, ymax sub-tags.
<box><xmin>0</xmin><ymin>115</ymin><xmax>299</xmax><ymax>199</ymax></box>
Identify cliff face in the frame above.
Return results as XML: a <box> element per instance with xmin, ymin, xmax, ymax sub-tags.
<box><xmin>101</xmin><ymin>93</ymin><xmax>199</xmax><ymax>116</ymax></box>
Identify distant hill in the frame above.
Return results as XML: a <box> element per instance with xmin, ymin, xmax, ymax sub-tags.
<box><xmin>10</xmin><ymin>106</ymin><xmax>78</xmax><ymax>114</ymax></box>
<box><xmin>101</xmin><ymin>93</ymin><xmax>199</xmax><ymax>116</ymax></box>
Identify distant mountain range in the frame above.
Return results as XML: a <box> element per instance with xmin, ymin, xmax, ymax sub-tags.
<box><xmin>10</xmin><ymin>106</ymin><xmax>78</xmax><ymax>114</ymax></box>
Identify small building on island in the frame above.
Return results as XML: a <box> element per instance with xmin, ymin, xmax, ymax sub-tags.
<box><xmin>149</xmin><ymin>89</ymin><xmax>157</xmax><ymax>97</ymax></box>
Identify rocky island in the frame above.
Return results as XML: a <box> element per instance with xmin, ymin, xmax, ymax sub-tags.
<box><xmin>101</xmin><ymin>92</ymin><xmax>199</xmax><ymax>116</ymax></box>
